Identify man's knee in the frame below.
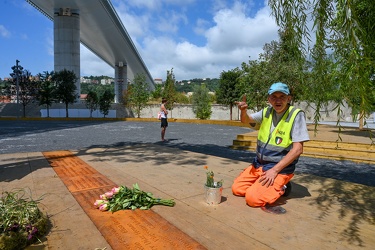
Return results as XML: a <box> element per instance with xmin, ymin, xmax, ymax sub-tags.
<box><xmin>231</xmin><ymin>183</ymin><xmax>245</xmax><ymax>196</ymax></box>
<box><xmin>245</xmin><ymin>194</ymin><xmax>266</xmax><ymax>207</ymax></box>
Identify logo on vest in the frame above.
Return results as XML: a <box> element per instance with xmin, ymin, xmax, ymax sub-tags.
<box><xmin>275</xmin><ymin>137</ymin><xmax>283</xmax><ymax>145</ymax></box>
<box><xmin>276</xmin><ymin>129</ymin><xmax>285</xmax><ymax>135</ymax></box>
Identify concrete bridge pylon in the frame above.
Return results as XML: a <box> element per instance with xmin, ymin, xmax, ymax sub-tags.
<box><xmin>27</xmin><ymin>0</ymin><xmax>155</xmax><ymax>103</ymax></box>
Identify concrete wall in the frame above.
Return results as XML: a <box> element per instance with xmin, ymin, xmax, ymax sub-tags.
<box><xmin>140</xmin><ymin>102</ymin><xmax>359</xmax><ymax>123</ymax></box>
<box><xmin>40</xmin><ymin>109</ymin><xmax>116</xmax><ymax>118</ymax></box>
<box><xmin>140</xmin><ymin>104</ymin><xmax>240</xmax><ymax>120</ymax></box>
<box><xmin>2</xmin><ymin>101</ymin><xmax>373</xmax><ymax>123</ymax></box>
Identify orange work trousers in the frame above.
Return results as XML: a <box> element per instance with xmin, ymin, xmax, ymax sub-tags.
<box><xmin>232</xmin><ymin>165</ymin><xmax>294</xmax><ymax>207</ymax></box>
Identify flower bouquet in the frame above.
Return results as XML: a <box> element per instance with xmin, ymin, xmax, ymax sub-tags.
<box><xmin>94</xmin><ymin>183</ymin><xmax>175</xmax><ymax>212</ymax></box>
<box><xmin>0</xmin><ymin>189</ymin><xmax>49</xmax><ymax>250</ymax></box>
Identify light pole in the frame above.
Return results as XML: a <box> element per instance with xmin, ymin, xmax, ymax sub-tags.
<box><xmin>16</xmin><ymin>60</ymin><xmax>20</xmax><ymax>109</ymax></box>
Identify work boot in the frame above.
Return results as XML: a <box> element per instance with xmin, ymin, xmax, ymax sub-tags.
<box><xmin>282</xmin><ymin>182</ymin><xmax>292</xmax><ymax>197</ymax></box>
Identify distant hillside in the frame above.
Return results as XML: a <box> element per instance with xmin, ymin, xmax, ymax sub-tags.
<box><xmin>175</xmin><ymin>78</ymin><xmax>219</xmax><ymax>93</ymax></box>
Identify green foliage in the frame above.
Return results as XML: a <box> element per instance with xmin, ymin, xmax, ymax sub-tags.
<box><xmin>94</xmin><ymin>184</ymin><xmax>175</xmax><ymax>212</ymax></box>
<box><xmin>238</xmin><ymin>30</ymin><xmax>309</xmax><ymax>112</ymax></box>
<box><xmin>204</xmin><ymin>166</ymin><xmax>223</xmax><ymax>188</ymax></box>
<box><xmin>85</xmin><ymin>90</ymin><xmax>99</xmax><ymax>117</ymax></box>
<box><xmin>0</xmin><ymin>189</ymin><xmax>49</xmax><ymax>250</ymax></box>
<box><xmin>217</xmin><ymin>68</ymin><xmax>242</xmax><ymax>105</ymax></box>
<box><xmin>192</xmin><ymin>84</ymin><xmax>212</xmax><ymax>120</ymax></box>
<box><xmin>151</xmin><ymin>84</ymin><xmax>163</xmax><ymax>99</ymax></box>
<box><xmin>18</xmin><ymin>72</ymin><xmax>39</xmax><ymax>117</ymax></box>
<box><xmin>268</xmin><ymin>0</ymin><xmax>375</xmax><ymax>129</ymax></box>
<box><xmin>332</xmin><ymin>0</ymin><xmax>375</xmax><ymax>122</ymax></box>
<box><xmin>8</xmin><ymin>65</ymin><xmax>40</xmax><ymax>117</ymax></box>
<box><xmin>175</xmin><ymin>78</ymin><xmax>220</xmax><ymax>93</ymax></box>
<box><xmin>126</xmin><ymin>74</ymin><xmax>150</xmax><ymax>118</ymax></box>
<box><xmin>175</xmin><ymin>92</ymin><xmax>190</xmax><ymax>104</ymax></box>
<box><xmin>81</xmin><ymin>82</ymin><xmax>114</xmax><ymax>96</ymax></box>
<box><xmin>52</xmin><ymin>69</ymin><xmax>78</xmax><ymax>118</ymax></box>
<box><xmin>99</xmin><ymin>89</ymin><xmax>114</xmax><ymax>118</ymax></box>
<box><xmin>217</xmin><ymin>68</ymin><xmax>242</xmax><ymax>119</ymax></box>
<box><xmin>162</xmin><ymin>68</ymin><xmax>177</xmax><ymax>110</ymax></box>
<box><xmin>37</xmin><ymin>71</ymin><xmax>55</xmax><ymax>118</ymax></box>
<box><xmin>259</xmin><ymin>30</ymin><xmax>307</xmax><ymax>102</ymax></box>
<box><xmin>239</xmin><ymin>60</ymin><xmax>270</xmax><ymax>111</ymax></box>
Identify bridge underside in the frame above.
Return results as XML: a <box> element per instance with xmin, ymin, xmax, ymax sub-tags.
<box><xmin>27</xmin><ymin>0</ymin><xmax>155</xmax><ymax>103</ymax></box>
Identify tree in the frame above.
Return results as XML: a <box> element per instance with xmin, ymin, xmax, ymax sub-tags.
<box><xmin>127</xmin><ymin>74</ymin><xmax>150</xmax><ymax>118</ymax></box>
<box><xmin>238</xmin><ymin>60</ymin><xmax>269</xmax><ymax>112</ymax></box>
<box><xmin>259</xmin><ymin>30</ymin><xmax>307</xmax><ymax>102</ymax></box>
<box><xmin>9</xmin><ymin>68</ymin><xmax>39</xmax><ymax>117</ymax></box>
<box><xmin>99</xmin><ymin>89</ymin><xmax>114</xmax><ymax>118</ymax></box>
<box><xmin>37</xmin><ymin>71</ymin><xmax>55</xmax><ymax>118</ymax></box>
<box><xmin>216</xmin><ymin>68</ymin><xmax>242</xmax><ymax>120</ymax></box>
<box><xmin>268</xmin><ymin>0</ymin><xmax>375</xmax><ymax>131</ymax></box>
<box><xmin>151</xmin><ymin>84</ymin><xmax>163</xmax><ymax>100</ymax></box>
<box><xmin>175</xmin><ymin>92</ymin><xmax>190</xmax><ymax>104</ymax></box>
<box><xmin>238</xmin><ymin>30</ymin><xmax>309</xmax><ymax>111</ymax></box>
<box><xmin>332</xmin><ymin>0</ymin><xmax>375</xmax><ymax>129</ymax></box>
<box><xmin>162</xmin><ymin>68</ymin><xmax>177</xmax><ymax>113</ymax></box>
<box><xmin>52</xmin><ymin>69</ymin><xmax>78</xmax><ymax>118</ymax></box>
<box><xmin>191</xmin><ymin>84</ymin><xmax>212</xmax><ymax>119</ymax></box>
<box><xmin>85</xmin><ymin>90</ymin><xmax>99</xmax><ymax>118</ymax></box>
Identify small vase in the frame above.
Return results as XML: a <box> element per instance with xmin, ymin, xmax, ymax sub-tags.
<box><xmin>204</xmin><ymin>184</ymin><xmax>223</xmax><ymax>205</ymax></box>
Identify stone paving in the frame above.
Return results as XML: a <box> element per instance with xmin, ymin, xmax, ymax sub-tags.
<box><xmin>0</xmin><ymin>120</ymin><xmax>374</xmax><ymax>249</ymax></box>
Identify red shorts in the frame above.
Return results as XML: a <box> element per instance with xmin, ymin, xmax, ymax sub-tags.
<box><xmin>231</xmin><ymin>165</ymin><xmax>293</xmax><ymax>207</ymax></box>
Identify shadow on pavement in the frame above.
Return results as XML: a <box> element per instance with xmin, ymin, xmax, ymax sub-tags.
<box><xmin>74</xmin><ymin>141</ymin><xmax>374</xmax><ymax>247</ymax></box>
<box><xmin>296</xmin><ymin>174</ymin><xmax>375</xmax><ymax>247</ymax></box>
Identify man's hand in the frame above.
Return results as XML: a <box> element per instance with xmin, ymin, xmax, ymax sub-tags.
<box><xmin>258</xmin><ymin>169</ymin><xmax>278</xmax><ymax>187</ymax></box>
<box><xmin>235</xmin><ymin>94</ymin><xmax>254</xmax><ymax>124</ymax></box>
<box><xmin>235</xmin><ymin>95</ymin><xmax>248</xmax><ymax>110</ymax></box>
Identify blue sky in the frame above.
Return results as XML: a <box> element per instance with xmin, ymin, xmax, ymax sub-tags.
<box><xmin>0</xmin><ymin>0</ymin><xmax>279</xmax><ymax>81</ymax></box>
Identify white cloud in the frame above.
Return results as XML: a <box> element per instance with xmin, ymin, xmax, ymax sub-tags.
<box><xmin>121</xmin><ymin>0</ymin><xmax>161</xmax><ymax>10</ymax></box>
<box><xmin>0</xmin><ymin>25</ymin><xmax>11</xmax><ymax>38</ymax></box>
<box><xmin>141</xmin><ymin>3</ymin><xmax>278</xmax><ymax>80</ymax></box>
<box><xmin>206</xmin><ymin>3</ymin><xmax>278</xmax><ymax>51</ymax></box>
<box><xmin>156</xmin><ymin>11</ymin><xmax>188</xmax><ymax>34</ymax></box>
<box><xmin>78</xmin><ymin>1</ymin><xmax>279</xmax><ymax>81</ymax></box>
<box><xmin>80</xmin><ymin>45</ymin><xmax>113</xmax><ymax>77</ymax></box>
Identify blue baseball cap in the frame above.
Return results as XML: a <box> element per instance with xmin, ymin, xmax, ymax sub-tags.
<box><xmin>268</xmin><ymin>82</ymin><xmax>290</xmax><ymax>95</ymax></box>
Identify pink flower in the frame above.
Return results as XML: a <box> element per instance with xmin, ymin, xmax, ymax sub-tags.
<box><xmin>94</xmin><ymin>199</ymin><xmax>106</xmax><ymax>207</ymax></box>
<box><xmin>99</xmin><ymin>203</ymin><xmax>109</xmax><ymax>211</ymax></box>
<box><xmin>105</xmin><ymin>191</ymin><xmax>114</xmax><ymax>199</ymax></box>
<box><xmin>99</xmin><ymin>194</ymin><xmax>107</xmax><ymax>200</ymax></box>
<box><xmin>112</xmin><ymin>187</ymin><xmax>120</xmax><ymax>194</ymax></box>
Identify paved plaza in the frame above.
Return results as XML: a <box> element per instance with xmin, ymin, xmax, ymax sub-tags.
<box><xmin>1</xmin><ymin>120</ymin><xmax>374</xmax><ymax>186</ymax></box>
<box><xmin>0</xmin><ymin>120</ymin><xmax>374</xmax><ymax>249</ymax></box>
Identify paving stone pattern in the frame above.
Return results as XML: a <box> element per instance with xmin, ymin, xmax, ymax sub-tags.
<box><xmin>0</xmin><ymin>120</ymin><xmax>374</xmax><ymax>186</ymax></box>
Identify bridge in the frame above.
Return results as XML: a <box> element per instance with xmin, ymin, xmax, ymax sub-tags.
<box><xmin>26</xmin><ymin>0</ymin><xmax>155</xmax><ymax>103</ymax></box>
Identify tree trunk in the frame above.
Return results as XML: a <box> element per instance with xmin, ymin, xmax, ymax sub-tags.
<box><xmin>359</xmin><ymin>111</ymin><xmax>364</xmax><ymax>130</ymax></box>
<box><xmin>22</xmin><ymin>104</ymin><xmax>26</xmax><ymax>118</ymax></box>
<box><xmin>230</xmin><ymin>104</ymin><xmax>233</xmax><ymax>120</ymax></box>
<box><xmin>65</xmin><ymin>103</ymin><xmax>69</xmax><ymax>118</ymax></box>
